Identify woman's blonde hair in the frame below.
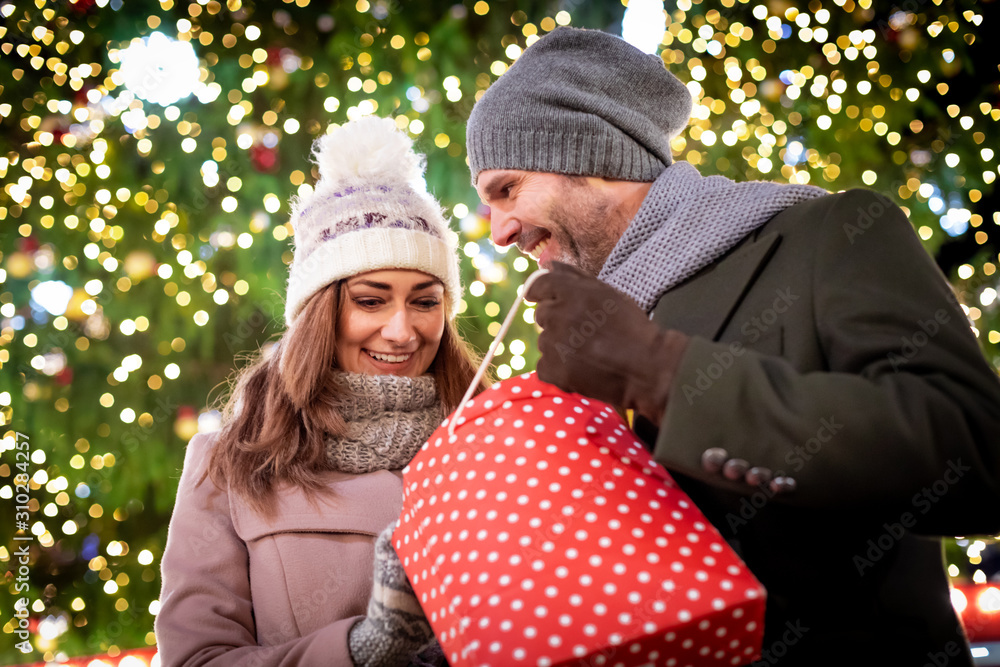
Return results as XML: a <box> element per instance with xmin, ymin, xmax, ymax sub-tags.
<box><xmin>203</xmin><ymin>279</ymin><xmax>490</xmax><ymax>516</ymax></box>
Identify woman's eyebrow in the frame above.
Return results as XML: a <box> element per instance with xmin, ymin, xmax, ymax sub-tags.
<box><xmin>348</xmin><ymin>279</ymin><xmax>442</xmax><ymax>291</ymax></box>
<box><xmin>349</xmin><ymin>279</ymin><xmax>391</xmax><ymax>290</ymax></box>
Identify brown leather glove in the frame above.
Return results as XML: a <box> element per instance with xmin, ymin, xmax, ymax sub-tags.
<box><xmin>524</xmin><ymin>261</ymin><xmax>690</xmax><ymax>424</ymax></box>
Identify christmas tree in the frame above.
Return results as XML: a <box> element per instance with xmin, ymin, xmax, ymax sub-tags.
<box><xmin>1</xmin><ymin>0</ymin><xmax>997</xmax><ymax>662</ymax></box>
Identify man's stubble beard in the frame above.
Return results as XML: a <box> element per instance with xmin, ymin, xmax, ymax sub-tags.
<box><xmin>547</xmin><ymin>179</ymin><xmax>634</xmax><ymax>276</ymax></box>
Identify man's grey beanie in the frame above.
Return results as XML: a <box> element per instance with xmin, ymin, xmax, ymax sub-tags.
<box><xmin>466</xmin><ymin>26</ymin><xmax>693</xmax><ymax>184</ymax></box>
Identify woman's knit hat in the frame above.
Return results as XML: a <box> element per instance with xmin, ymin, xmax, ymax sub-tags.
<box><xmin>284</xmin><ymin>116</ymin><xmax>461</xmax><ymax>326</ymax></box>
<box><xmin>466</xmin><ymin>26</ymin><xmax>693</xmax><ymax>185</ymax></box>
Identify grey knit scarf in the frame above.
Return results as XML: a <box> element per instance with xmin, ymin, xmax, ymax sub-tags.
<box><xmin>598</xmin><ymin>161</ymin><xmax>828</xmax><ymax>313</ymax></box>
<box><xmin>326</xmin><ymin>372</ymin><xmax>442</xmax><ymax>474</ymax></box>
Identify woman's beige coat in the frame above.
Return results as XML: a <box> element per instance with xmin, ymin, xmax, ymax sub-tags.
<box><xmin>155</xmin><ymin>430</ymin><xmax>403</xmax><ymax>666</ymax></box>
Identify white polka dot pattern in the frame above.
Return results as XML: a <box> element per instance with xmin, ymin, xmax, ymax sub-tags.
<box><xmin>397</xmin><ymin>372</ymin><xmax>766</xmax><ymax>667</ymax></box>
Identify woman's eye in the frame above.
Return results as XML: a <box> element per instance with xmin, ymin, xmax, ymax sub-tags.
<box><xmin>354</xmin><ymin>298</ymin><xmax>381</xmax><ymax>308</ymax></box>
<box><xmin>415</xmin><ymin>299</ymin><xmax>441</xmax><ymax>309</ymax></box>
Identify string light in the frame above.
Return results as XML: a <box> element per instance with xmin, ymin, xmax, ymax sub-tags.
<box><xmin>1</xmin><ymin>1</ymin><xmax>995</xmax><ymax>663</ymax></box>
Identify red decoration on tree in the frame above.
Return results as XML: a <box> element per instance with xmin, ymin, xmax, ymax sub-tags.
<box><xmin>19</xmin><ymin>235</ymin><xmax>40</xmax><ymax>255</ymax></box>
<box><xmin>250</xmin><ymin>144</ymin><xmax>279</xmax><ymax>173</ymax></box>
<box><xmin>68</xmin><ymin>0</ymin><xmax>96</xmax><ymax>14</ymax></box>
<box><xmin>55</xmin><ymin>367</ymin><xmax>74</xmax><ymax>386</ymax></box>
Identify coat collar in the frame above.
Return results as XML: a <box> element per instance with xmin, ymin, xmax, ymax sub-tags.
<box><xmin>231</xmin><ymin>469</ymin><xmax>403</xmax><ymax>542</ymax></box>
<box><xmin>650</xmin><ymin>229</ymin><xmax>782</xmax><ymax>341</ymax></box>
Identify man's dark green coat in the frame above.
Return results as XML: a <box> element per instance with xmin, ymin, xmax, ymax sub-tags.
<box><xmin>636</xmin><ymin>188</ymin><xmax>1000</xmax><ymax>666</ymax></box>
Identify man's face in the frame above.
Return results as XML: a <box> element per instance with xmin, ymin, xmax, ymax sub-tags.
<box><xmin>476</xmin><ymin>169</ymin><xmax>632</xmax><ymax>276</ymax></box>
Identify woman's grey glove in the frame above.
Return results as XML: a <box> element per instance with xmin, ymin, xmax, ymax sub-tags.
<box><xmin>348</xmin><ymin>523</ymin><xmax>436</xmax><ymax>667</ymax></box>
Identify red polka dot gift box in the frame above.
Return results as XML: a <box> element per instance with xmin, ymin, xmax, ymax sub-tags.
<box><xmin>395</xmin><ymin>372</ymin><xmax>766</xmax><ymax>667</ymax></box>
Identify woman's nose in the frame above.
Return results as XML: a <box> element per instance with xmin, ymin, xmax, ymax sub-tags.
<box><xmin>380</xmin><ymin>307</ymin><xmax>416</xmax><ymax>345</ymax></box>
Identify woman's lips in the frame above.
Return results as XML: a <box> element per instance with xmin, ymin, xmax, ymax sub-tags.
<box><xmin>366</xmin><ymin>349</ymin><xmax>413</xmax><ymax>363</ymax></box>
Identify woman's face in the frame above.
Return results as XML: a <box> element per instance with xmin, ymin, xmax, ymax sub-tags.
<box><xmin>335</xmin><ymin>269</ymin><xmax>446</xmax><ymax>377</ymax></box>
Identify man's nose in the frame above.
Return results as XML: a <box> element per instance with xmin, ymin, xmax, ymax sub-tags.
<box><xmin>489</xmin><ymin>208</ymin><xmax>520</xmax><ymax>247</ymax></box>
<box><xmin>381</xmin><ymin>307</ymin><xmax>416</xmax><ymax>345</ymax></box>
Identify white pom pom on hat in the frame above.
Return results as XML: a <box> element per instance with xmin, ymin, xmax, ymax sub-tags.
<box><xmin>313</xmin><ymin>115</ymin><xmax>425</xmax><ymax>187</ymax></box>
<box><xmin>283</xmin><ymin>115</ymin><xmax>461</xmax><ymax>328</ymax></box>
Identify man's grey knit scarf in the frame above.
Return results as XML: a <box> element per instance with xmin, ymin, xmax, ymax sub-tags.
<box><xmin>326</xmin><ymin>371</ymin><xmax>442</xmax><ymax>474</ymax></box>
<box><xmin>598</xmin><ymin>162</ymin><xmax>828</xmax><ymax>313</ymax></box>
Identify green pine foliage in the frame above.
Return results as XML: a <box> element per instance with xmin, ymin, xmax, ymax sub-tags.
<box><xmin>1</xmin><ymin>0</ymin><xmax>996</xmax><ymax>662</ymax></box>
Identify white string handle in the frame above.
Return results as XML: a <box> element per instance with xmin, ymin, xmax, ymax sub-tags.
<box><xmin>447</xmin><ymin>269</ymin><xmax>549</xmax><ymax>437</ymax></box>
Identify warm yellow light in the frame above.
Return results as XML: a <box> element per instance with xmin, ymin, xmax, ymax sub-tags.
<box><xmin>951</xmin><ymin>587</ymin><xmax>967</xmax><ymax>613</ymax></box>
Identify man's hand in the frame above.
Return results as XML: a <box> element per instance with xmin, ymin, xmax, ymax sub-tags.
<box><xmin>524</xmin><ymin>261</ymin><xmax>690</xmax><ymax>424</ymax></box>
